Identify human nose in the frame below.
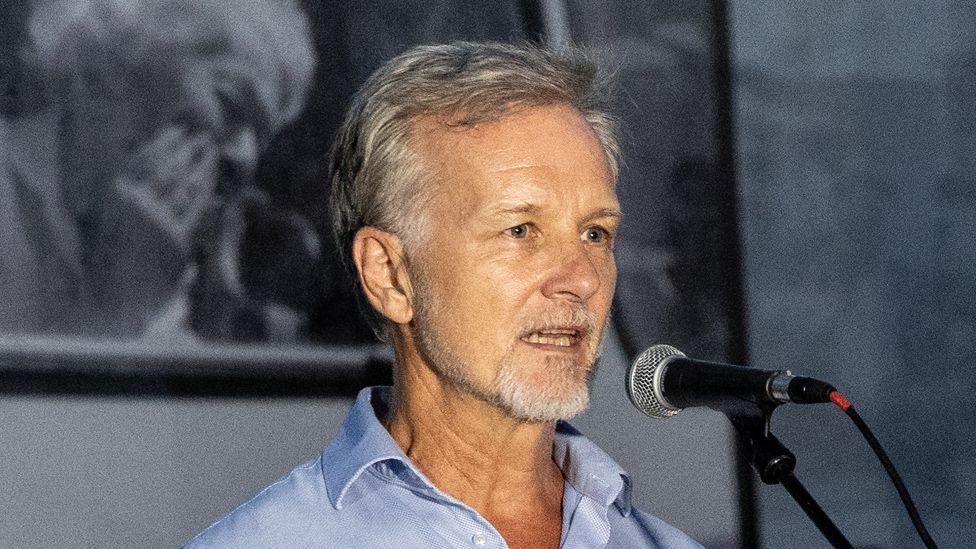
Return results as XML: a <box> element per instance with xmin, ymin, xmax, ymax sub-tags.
<box><xmin>540</xmin><ymin>240</ymin><xmax>602</xmax><ymax>304</ymax></box>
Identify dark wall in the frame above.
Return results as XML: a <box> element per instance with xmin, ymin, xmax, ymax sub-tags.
<box><xmin>730</xmin><ymin>2</ymin><xmax>975</xmax><ymax>547</ymax></box>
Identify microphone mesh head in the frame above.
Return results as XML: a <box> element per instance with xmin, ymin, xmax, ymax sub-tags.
<box><xmin>627</xmin><ymin>344</ymin><xmax>685</xmax><ymax>418</ymax></box>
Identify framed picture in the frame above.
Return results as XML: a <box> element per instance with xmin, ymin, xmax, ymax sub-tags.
<box><xmin>0</xmin><ymin>0</ymin><xmax>389</xmax><ymax>394</ymax></box>
<box><xmin>0</xmin><ymin>2</ymin><xmax>750</xmax><ymax>546</ymax></box>
<box><xmin>0</xmin><ymin>0</ymin><xmax>743</xmax><ymax>401</ymax></box>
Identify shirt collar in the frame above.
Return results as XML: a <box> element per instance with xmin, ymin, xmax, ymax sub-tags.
<box><xmin>321</xmin><ymin>386</ymin><xmax>424</xmax><ymax>510</ymax></box>
<box><xmin>322</xmin><ymin>386</ymin><xmax>633</xmax><ymax>516</ymax></box>
<box><xmin>553</xmin><ymin>421</ymin><xmax>633</xmax><ymax>517</ymax></box>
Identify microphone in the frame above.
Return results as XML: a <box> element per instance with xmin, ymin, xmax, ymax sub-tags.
<box><xmin>626</xmin><ymin>344</ymin><xmax>836</xmax><ymax>418</ymax></box>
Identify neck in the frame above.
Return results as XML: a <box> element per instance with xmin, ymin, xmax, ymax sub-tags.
<box><xmin>384</xmin><ymin>332</ymin><xmax>565</xmax><ymax>520</ymax></box>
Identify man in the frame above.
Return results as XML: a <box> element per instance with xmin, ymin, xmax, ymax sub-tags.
<box><xmin>0</xmin><ymin>0</ymin><xmax>316</xmax><ymax>339</ymax></box>
<box><xmin>189</xmin><ymin>42</ymin><xmax>701</xmax><ymax>548</ymax></box>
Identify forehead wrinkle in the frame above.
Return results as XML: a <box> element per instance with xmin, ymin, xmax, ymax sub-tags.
<box><xmin>477</xmin><ymin>174</ymin><xmax>619</xmax><ymax>223</ymax></box>
<box><xmin>413</xmin><ymin>107</ymin><xmax>616</xmax><ymax>226</ymax></box>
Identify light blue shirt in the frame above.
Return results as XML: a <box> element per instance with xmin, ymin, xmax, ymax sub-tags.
<box><xmin>187</xmin><ymin>386</ymin><xmax>702</xmax><ymax>548</ymax></box>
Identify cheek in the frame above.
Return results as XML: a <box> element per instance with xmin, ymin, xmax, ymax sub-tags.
<box><xmin>595</xmin><ymin>253</ymin><xmax>617</xmax><ymax>316</ymax></box>
<box><xmin>603</xmin><ymin>253</ymin><xmax>618</xmax><ymax>296</ymax></box>
<box><xmin>442</xmin><ymin>250</ymin><xmax>530</xmax><ymax>346</ymax></box>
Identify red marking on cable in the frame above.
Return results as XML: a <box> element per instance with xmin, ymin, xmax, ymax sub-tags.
<box><xmin>829</xmin><ymin>390</ymin><xmax>851</xmax><ymax>411</ymax></box>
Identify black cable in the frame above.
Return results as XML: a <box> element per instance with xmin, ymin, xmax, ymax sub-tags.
<box><xmin>833</xmin><ymin>394</ymin><xmax>939</xmax><ymax>549</ymax></box>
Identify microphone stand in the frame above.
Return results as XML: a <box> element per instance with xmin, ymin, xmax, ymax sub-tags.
<box><xmin>729</xmin><ymin>405</ymin><xmax>853</xmax><ymax>549</ymax></box>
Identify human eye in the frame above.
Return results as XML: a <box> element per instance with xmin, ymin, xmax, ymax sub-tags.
<box><xmin>582</xmin><ymin>226</ymin><xmax>612</xmax><ymax>244</ymax></box>
<box><xmin>505</xmin><ymin>223</ymin><xmax>531</xmax><ymax>239</ymax></box>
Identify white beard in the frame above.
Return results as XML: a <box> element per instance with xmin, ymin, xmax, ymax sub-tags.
<box><xmin>410</xmin><ymin>276</ymin><xmax>603</xmax><ymax>423</ymax></box>
<box><xmin>492</xmin><ymin>350</ymin><xmax>596</xmax><ymax>422</ymax></box>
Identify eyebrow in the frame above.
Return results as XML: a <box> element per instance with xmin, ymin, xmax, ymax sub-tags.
<box><xmin>583</xmin><ymin>207</ymin><xmax>623</xmax><ymax>223</ymax></box>
<box><xmin>487</xmin><ymin>203</ymin><xmax>542</xmax><ymax>216</ymax></box>
<box><xmin>485</xmin><ymin>203</ymin><xmax>622</xmax><ymax>222</ymax></box>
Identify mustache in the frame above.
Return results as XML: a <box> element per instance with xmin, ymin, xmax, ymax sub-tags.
<box><xmin>517</xmin><ymin>307</ymin><xmax>598</xmax><ymax>337</ymax></box>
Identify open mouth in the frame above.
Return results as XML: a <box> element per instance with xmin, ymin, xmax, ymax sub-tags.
<box><xmin>519</xmin><ymin>328</ymin><xmax>585</xmax><ymax>348</ymax></box>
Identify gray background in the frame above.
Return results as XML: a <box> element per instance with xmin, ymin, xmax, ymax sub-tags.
<box><xmin>730</xmin><ymin>1</ymin><xmax>974</xmax><ymax>547</ymax></box>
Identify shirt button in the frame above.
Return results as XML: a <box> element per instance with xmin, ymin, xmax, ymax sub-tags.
<box><xmin>471</xmin><ymin>532</ymin><xmax>487</xmax><ymax>546</ymax></box>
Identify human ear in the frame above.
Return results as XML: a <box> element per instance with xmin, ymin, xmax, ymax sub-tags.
<box><xmin>351</xmin><ymin>227</ymin><xmax>414</xmax><ymax>325</ymax></box>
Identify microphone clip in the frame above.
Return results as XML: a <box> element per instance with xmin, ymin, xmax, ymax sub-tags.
<box><xmin>728</xmin><ymin>394</ymin><xmax>854</xmax><ymax>548</ymax></box>
<box><xmin>729</xmin><ymin>406</ymin><xmax>794</xmax><ymax>485</ymax></box>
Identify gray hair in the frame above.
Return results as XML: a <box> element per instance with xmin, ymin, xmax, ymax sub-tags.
<box><xmin>328</xmin><ymin>41</ymin><xmax>619</xmax><ymax>338</ymax></box>
<box><xmin>27</xmin><ymin>0</ymin><xmax>315</xmax><ymax>136</ymax></box>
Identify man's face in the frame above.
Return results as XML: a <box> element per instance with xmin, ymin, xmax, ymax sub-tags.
<box><xmin>406</xmin><ymin>104</ymin><xmax>619</xmax><ymax>422</ymax></box>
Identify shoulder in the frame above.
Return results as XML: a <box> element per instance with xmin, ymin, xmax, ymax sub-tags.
<box><xmin>610</xmin><ymin>506</ymin><xmax>704</xmax><ymax>549</ymax></box>
<box><xmin>185</xmin><ymin>456</ymin><xmax>332</xmax><ymax>548</ymax></box>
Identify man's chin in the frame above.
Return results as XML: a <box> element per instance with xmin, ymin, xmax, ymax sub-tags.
<box><xmin>501</xmin><ymin>388</ymin><xmax>590</xmax><ymax>423</ymax></box>
<box><xmin>495</xmin><ymin>367</ymin><xmax>592</xmax><ymax>423</ymax></box>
